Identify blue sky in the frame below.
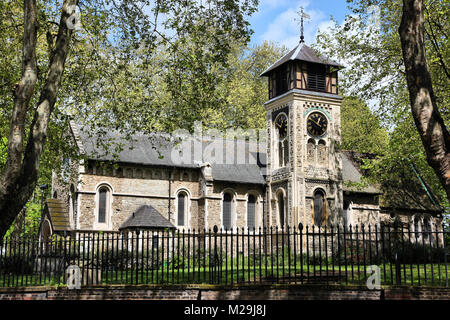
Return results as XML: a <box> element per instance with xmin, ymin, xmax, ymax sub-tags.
<box><xmin>249</xmin><ymin>0</ymin><xmax>352</xmax><ymax>48</ymax></box>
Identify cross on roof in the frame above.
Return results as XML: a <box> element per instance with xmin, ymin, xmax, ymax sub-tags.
<box><xmin>295</xmin><ymin>6</ymin><xmax>311</xmax><ymax>43</ymax></box>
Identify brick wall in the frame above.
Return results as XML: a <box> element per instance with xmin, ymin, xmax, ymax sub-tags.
<box><xmin>0</xmin><ymin>285</ymin><xmax>448</xmax><ymax>300</ymax></box>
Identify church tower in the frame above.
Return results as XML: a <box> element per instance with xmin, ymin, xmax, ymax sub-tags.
<box><xmin>261</xmin><ymin>22</ymin><xmax>344</xmax><ymax>229</ymax></box>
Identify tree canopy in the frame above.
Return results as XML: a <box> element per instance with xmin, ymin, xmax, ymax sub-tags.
<box><xmin>315</xmin><ymin>0</ymin><xmax>449</xmax><ymax>212</ymax></box>
<box><xmin>0</xmin><ymin>0</ymin><xmax>260</xmax><ymax>238</ymax></box>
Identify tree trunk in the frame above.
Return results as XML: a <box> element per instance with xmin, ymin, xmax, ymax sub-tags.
<box><xmin>399</xmin><ymin>0</ymin><xmax>450</xmax><ymax>203</ymax></box>
<box><xmin>11</xmin><ymin>207</ymin><xmax>26</xmax><ymax>238</ymax></box>
<box><xmin>0</xmin><ymin>0</ymin><xmax>78</xmax><ymax>239</ymax></box>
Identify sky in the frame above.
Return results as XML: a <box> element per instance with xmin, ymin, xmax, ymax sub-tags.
<box><xmin>248</xmin><ymin>0</ymin><xmax>352</xmax><ymax>48</ymax></box>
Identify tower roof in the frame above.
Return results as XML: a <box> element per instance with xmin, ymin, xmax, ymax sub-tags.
<box><xmin>260</xmin><ymin>43</ymin><xmax>343</xmax><ymax>77</ymax></box>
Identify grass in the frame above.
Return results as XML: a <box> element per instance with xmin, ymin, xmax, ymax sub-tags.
<box><xmin>1</xmin><ymin>261</ymin><xmax>448</xmax><ymax>288</ymax></box>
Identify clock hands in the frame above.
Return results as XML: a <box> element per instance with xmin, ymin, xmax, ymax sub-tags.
<box><xmin>307</xmin><ymin>113</ymin><xmax>327</xmax><ymax>136</ymax></box>
<box><xmin>310</xmin><ymin>118</ymin><xmax>322</xmax><ymax>127</ymax></box>
<box><xmin>276</xmin><ymin>120</ymin><xmax>286</xmax><ymax>129</ymax></box>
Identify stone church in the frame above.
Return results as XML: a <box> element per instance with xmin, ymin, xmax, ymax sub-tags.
<box><xmin>46</xmin><ymin>39</ymin><xmax>443</xmax><ymax>236</ymax></box>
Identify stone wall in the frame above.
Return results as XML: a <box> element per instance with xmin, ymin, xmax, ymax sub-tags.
<box><xmin>0</xmin><ymin>284</ymin><xmax>448</xmax><ymax>300</ymax></box>
<box><xmin>206</xmin><ymin>182</ymin><xmax>265</xmax><ymax>231</ymax></box>
<box><xmin>77</xmin><ymin>164</ymin><xmax>201</xmax><ymax>231</ymax></box>
<box><xmin>75</xmin><ymin>162</ymin><xmax>265</xmax><ymax>232</ymax></box>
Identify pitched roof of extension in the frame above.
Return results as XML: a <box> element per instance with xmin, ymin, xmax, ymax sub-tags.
<box><xmin>119</xmin><ymin>205</ymin><xmax>176</xmax><ymax>231</ymax></box>
<box><xmin>341</xmin><ymin>151</ymin><xmax>381</xmax><ymax>195</ymax></box>
<box><xmin>260</xmin><ymin>43</ymin><xmax>344</xmax><ymax>77</ymax></box>
<box><xmin>44</xmin><ymin>199</ymin><xmax>72</xmax><ymax>232</ymax></box>
<box><xmin>342</xmin><ymin>151</ymin><xmax>443</xmax><ymax>213</ymax></box>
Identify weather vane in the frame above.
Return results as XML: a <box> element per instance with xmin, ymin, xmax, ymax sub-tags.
<box><xmin>295</xmin><ymin>6</ymin><xmax>310</xmax><ymax>43</ymax></box>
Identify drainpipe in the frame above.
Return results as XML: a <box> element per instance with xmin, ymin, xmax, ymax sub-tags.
<box><xmin>168</xmin><ymin>167</ymin><xmax>174</xmax><ymax>223</ymax></box>
<box><xmin>38</xmin><ymin>184</ymin><xmax>49</xmax><ymax>235</ymax></box>
<box><xmin>262</xmin><ymin>183</ymin><xmax>267</xmax><ymax>228</ymax></box>
<box><xmin>410</xmin><ymin>161</ymin><xmax>442</xmax><ymax>210</ymax></box>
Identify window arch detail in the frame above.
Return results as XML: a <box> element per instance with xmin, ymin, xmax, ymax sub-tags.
<box><xmin>176</xmin><ymin>190</ymin><xmax>190</xmax><ymax>228</ymax></box>
<box><xmin>422</xmin><ymin>216</ymin><xmax>433</xmax><ymax>240</ymax></box>
<box><xmin>317</xmin><ymin>140</ymin><xmax>327</xmax><ymax>165</ymax></box>
<box><xmin>94</xmin><ymin>183</ymin><xmax>113</xmax><ymax>230</ymax></box>
<box><xmin>274</xmin><ymin>113</ymin><xmax>289</xmax><ymax>168</ymax></box>
<box><xmin>307</xmin><ymin>138</ymin><xmax>315</xmax><ymax>163</ymax></box>
<box><xmin>247</xmin><ymin>194</ymin><xmax>257</xmax><ymax>230</ymax></box>
<box><xmin>312</xmin><ymin>189</ymin><xmax>328</xmax><ymax>227</ymax></box>
<box><xmin>276</xmin><ymin>189</ymin><xmax>286</xmax><ymax>229</ymax></box>
<box><xmin>223</xmin><ymin>193</ymin><xmax>232</xmax><ymax>231</ymax></box>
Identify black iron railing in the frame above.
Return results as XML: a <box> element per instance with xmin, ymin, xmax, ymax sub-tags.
<box><xmin>0</xmin><ymin>223</ymin><xmax>448</xmax><ymax>287</ymax></box>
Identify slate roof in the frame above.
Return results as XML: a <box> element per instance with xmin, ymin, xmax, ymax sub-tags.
<box><xmin>211</xmin><ymin>164</ymin><xmax>266</xmax><ymax>184</ymax></box>
<box><xmin>341</xmin><ymin>151</ymin><xmax>381</xmax><ymax>195</ymax></box>
<box><xmin>379</xmin><ymin>164</ymin><xmax>442</xmax><ymax>212</ymax></box>
<box><xmin>45</xmin><ymin>199</ymin><xmax>72</xmax><ymax>232</ymax></box>
<box><xmin>73</xmin><ymin>122</ymin><xmax>267</xmax><ymax>185</ymax></box>
<box><xmin>72</xmin><ymin>122</ymin><xmax>378</xmax><ymax>192</ymax></box>
<box><xmin>119</xmin><ymin>205</ymin><xmax>176</xmax><ymax>230</ymax></box>
<box><xmin>77</xmin><ymin>126</ymin><xmax>196</xmax><ymax>168</ymax></box>
<box><xmin>260</xmin><ymin>43</ymin><xmax>344</xmax><ymax>77</ymax></box>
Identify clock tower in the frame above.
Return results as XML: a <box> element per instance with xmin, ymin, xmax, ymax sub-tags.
<box><xmin>261</xmin><ymin>38</ymin><xmax>344</xmax><ymax>229</ymax></box>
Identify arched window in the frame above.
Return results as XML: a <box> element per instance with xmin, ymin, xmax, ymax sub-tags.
<box><xmin>317</xmin><ymin>140</ymin><xmax>327</xmax><ymax>165</ymax></box>
<box><xmin>62</xmin><ymin>157</ymin><xmax>70</xmax><ymax>183</ymax></box>
<box><xmin>98</xmin><ymin>187</ymin><xmax>108</xmax><ymax>223</ymax></box>
<box><xmin>307</xmin><ymin>139</ymin><xmax>315</xmax><ymax>163</ymax></box>
<box><xmin>69</xmin><ymin>184</ymin><xmax>76</xmax><ymax>228</ymax></box>
<box><xmin>96</xmin><ymin>185</ymin><xmax>112</xmax><ymax>228</ymax></box>
<box><xmin>414</xmin><ymin>216</ymin><xmax>420</xmax><ymax>239</ymax></box>
<box><xmin>247</xmin><ymin>195</ymin><xmax>256</xmax><ymax>230</ymax></box>
<box><xmin>41</xmin><ymin>220</ymin><xmax>52</xmax><ymax>240</ymax></box>
<box><xmin>275</xmin><ymin>114</ymin><xmax>289</xmax><ymax>168</ymax></box>
<box><xmin>152</xmin><ymin>233</ymin><xmax>159</xmax><ymax>250</ymax></box>
<box><xmin>223</xmin><ymin>192</ymin><xmax>232</xmax><ymax>231</ymax></box>
<box><xmin>177</xmin><ymin>192</ymin><xmax>187</xmax><ymax>227</ymax></box>
<box><xmin>313</xmin><ymin>190</ymin><xmax>326</xmax><ymax>227</ymax></box>
<box><xmin>278</xmin><ymin>192</ymin><xmax>285</xmax><ymax>228</ymax></box>
<box><xmin>422</xmin><ymin>217</ymin><xmax>432</xmax><ymax>240</ymax></box>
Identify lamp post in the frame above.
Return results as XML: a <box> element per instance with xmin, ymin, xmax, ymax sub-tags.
<box><xmin>22</xmin><ymin>205</ymin><xmax>26</xmax><ymax>235</ymax></box>
<box><xmin>39</xmin><ymin>184</ymin><xmax>49</xmax><ymax>224</ymax></box>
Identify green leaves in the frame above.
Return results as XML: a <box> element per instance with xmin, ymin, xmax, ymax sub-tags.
<box><xmin>316</xmin><ymin>0</ymin><xmax>449</xmax><ymax>214</ymax></box>
<box><xmin>340</xmin><ymin>96</ymin><xmax>388</xmax><ymax>154</ymax></box>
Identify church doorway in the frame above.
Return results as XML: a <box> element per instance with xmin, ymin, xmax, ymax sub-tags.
<box><xmin>313</xmin><ymin>189</ymin><xmax>326</xmax><ymax>227</ymax></box>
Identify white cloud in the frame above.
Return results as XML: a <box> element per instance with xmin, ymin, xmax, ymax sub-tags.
<box><xmin>257</xmin><ymin>1</ymin><xmax>333</xmax><ymax>48</ymax></box>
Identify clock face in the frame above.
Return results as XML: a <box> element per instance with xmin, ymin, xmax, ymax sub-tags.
<box><xmin>307</xmin><ymin>112</ymin><xmax>328</xmax><ymax>136</ymax></box>
<box><xmin>275</xmin><ymin>114</ymin><xmax>288</xmax><ymax>138</ymax></box>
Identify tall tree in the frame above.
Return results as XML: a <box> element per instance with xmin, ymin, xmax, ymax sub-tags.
<box><xmin>398</xmin><ymin>0</ymin><xmax>450</xmax><ymax>201</ymax></box>
<box><xmin>315</xmin><ymin>0</ymin><xmax>449</xmax><ymax>208</ymax></box>
<box><xmin>0</xmin><ymin>0</ymin><xmax>77</xmax><ymax>239</ymax></box>
<box><xmin>340</xmin><ymin>96</ymin><xmax>388</xmax><ymax>154</ymax></box>
<box><xmin>0</xmin><ymin>0</ymin><xmax>258</xmax><ymax>239</ymax></box>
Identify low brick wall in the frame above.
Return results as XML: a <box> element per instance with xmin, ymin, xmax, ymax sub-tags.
<box><xmin>0</xmin><ymin>284</ymin><xmax>448</xmax><ymax>300</ymax></box>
